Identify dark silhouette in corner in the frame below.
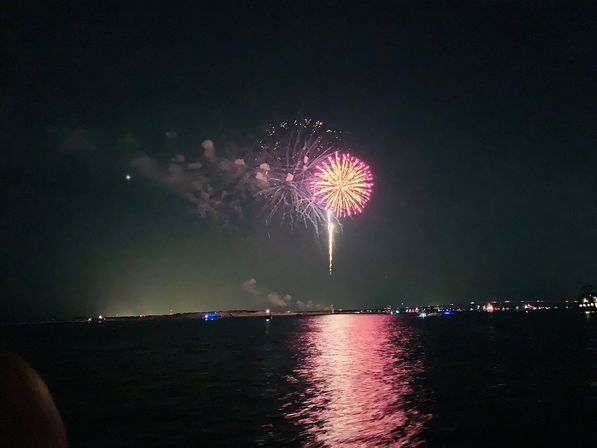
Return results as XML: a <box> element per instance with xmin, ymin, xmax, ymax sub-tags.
<box><xmin>0</xmin><ymin>351</ymin><xmax>67</xmax><ymax>447</ymax></box>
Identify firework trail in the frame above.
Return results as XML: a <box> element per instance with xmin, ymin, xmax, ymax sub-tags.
<box><xmin>311</xmin><ymin>152</ymin><xmax>374</xmax><ymax>274</ymax></box>
<box><xmin>327</xmin><ymin>209</ymin><xmax>334</xmax><ymax>275</ymax></box>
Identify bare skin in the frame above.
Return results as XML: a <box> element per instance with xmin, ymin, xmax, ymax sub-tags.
<box><xmin>0</xmin><ymin>351</ymin><xmax>67</xmax><ymax>448</ymax></box>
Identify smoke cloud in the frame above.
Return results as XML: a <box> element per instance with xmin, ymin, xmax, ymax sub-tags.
<box><xmin>267</xmin><ymin>292</ymin><xmax>292</xmax><ymax>308</ymax></box>
<box><xmin>241</xmin><ymin>278</ymin><xmax>258</xmax><ymax>297</ymax></box>
<box><xmin>240</xmin><ymin>278</ymin><xmax>325</xmax><ymax>311</ymax></box>
<box><xmin>130</xmin><ymin>138</ymin><xmax>260</xmax><ymax>226</ymax></box>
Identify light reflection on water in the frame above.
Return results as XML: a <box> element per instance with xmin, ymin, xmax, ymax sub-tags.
<box><xmin>3</xmin><ymin>313</ymin><xmax>595</xmax><ymax>446</ymax></box>
<box><xmin>282</xmin><ymin>315</ymin><xmax>430</xmax><ymax>447</ymax></box>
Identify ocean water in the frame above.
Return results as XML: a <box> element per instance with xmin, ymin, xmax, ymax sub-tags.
<box><xmin>1</xmin><ymin>313</ymin><xmax>596</xmax><ymax>447</ymax></box>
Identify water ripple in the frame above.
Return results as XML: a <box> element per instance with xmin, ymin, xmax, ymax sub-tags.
<box><xmin>280</xmin><ymin>315</ymin><xmax>430</xmax><ymax>447</ymax></box>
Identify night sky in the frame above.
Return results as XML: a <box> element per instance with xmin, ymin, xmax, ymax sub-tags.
<box><xmin>2</xmin><ymin>2</ymin><xmax>595</xmax><ymax>320</ymax></box>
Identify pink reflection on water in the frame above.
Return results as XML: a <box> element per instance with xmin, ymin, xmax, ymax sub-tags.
<box><xmin>283</xmin><ymin>315</ymin><xmax>430</xmax><ymax>447</ymax></box>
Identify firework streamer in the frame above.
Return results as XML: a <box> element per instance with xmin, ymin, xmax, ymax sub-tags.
<box><xmin>311</xmin><ymin>152</ymin><xmax>374</xmax><ymax>274</ymax></box>
<box><xmin>327</xmin><ymin>209</ymin><xmax>334</xmax><ymax>275</ymax></box>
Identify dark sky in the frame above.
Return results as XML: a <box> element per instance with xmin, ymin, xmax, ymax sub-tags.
<box><xmin>1</xmin><ymin>1</ymin><xmax>595</xmax><ymax>320</ymax></box>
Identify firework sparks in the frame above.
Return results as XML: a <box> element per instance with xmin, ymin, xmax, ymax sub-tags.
<box><xmin>255</xmin><ymin>119</ymin><xmax>341</xmax><ymax>231</ymax></box>
<box><xmin>131</xmin><ymin>119</ymin><xmax>373</xmax><ymax>275</ymax></box>
<box><xmin>311</xmin><ymin>152</ymin><xmax>374</xmax><ymax>218</ymax></box>
<box><xmin>312</xmin><ymin>152</ymin><xmax>374</xmax><ymax>274</ymax></box>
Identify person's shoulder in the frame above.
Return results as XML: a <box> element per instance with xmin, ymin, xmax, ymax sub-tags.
<box><xmin>0</xmin><ymin>351</ymin><xmax>68</xmax><ymax>448</ymax></box>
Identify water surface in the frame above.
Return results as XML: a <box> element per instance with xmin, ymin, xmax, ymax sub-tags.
<box><xmin>1</xmin><ymin>313</ymin><xmax>595</xmax><ymax>446</ymax></box>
